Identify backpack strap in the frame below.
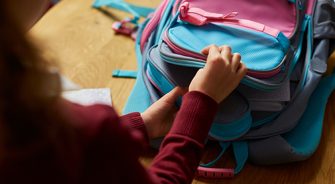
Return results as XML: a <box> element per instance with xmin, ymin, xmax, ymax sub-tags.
<box><xmin>93</xmin><ymin>0</ymin><xmax>154</xmax><ymax>19</ymax></box>
<box><xmin>197</xmin><ymin>141</ymin><xmax>248</xmax><ymax>178</ymax></box>
<box><xmin>200</xmin><ymin>142</ymin><xmax>231</xmax><ymax>168</ymax></box>
<box><xmin>112</xmin><ymin>70</ymin><xmax>137</xmax><ymax>78</ymax></box>
<box><xmin>93</xmin><ymin>0</ymin><xmax>155</xmax><ymax>39</ymax></box>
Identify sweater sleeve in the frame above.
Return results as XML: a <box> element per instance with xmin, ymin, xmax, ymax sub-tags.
<box><xmin>148</xmin><ymin>91</ymin><xmax>218</xmax><ymax>184</ymax></box>
<box><xmin>120</xmin><ymin>112</ymin><xmax>150</xmax><ymax>144</ymax></box>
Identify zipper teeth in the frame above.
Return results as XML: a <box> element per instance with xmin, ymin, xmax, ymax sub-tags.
<box><xmin>161</xmin><ymin>49</ymin><xmax>204</xmax><ymax>63</ymax></box>
<box><xmin>161</xmin><ymin>54</ymin><xmax>204</xmax><ymax>68</ymax></box>
<box><xmin>172</xmin><ymin>0</ymin><xmax>183</xmax><ymax>16</ymax></box>
<box><xmin>289</xmin><ymin>0</ymin><xmax>301</xmax><ymax>39</ymax></box>
<box><xmin>164</xmin><ymin>34</ymin><xmax>205</xmax><ymax>59</ymax></box>
<box><xmin>141</xmin><ymin>0</ymin><xmax>169</xmax><ymax>49</ymax></box>
<box><xmin>165</xmin><ymin>39</ymin><xmax>201</xmax><ymax>58</ymax></box>
<box><xmin>148</xmin><ymin>62</ymin><xmax>174</xmax><ymax>92</ymax></box>
<box><xmin>147</xmin><ymin>52</ymin><xmax>177</xmax><ymax>86</ymax></box>
<box><xmin>247</xmin><ymin>68</ymin><xmax>282</xmax><ymax>78</ymax></box>
<box><xmin>146</xmin><ymin>68</ymin><xmax>164</xmax><ymax>94</ymax></box>
<box><xmin>159</xmin><ymin>44</ymin><xmax>205</xmax><ymax>67</ymax></box>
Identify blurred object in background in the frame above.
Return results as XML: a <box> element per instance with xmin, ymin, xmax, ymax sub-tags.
<box><xmin>50</xmin><ymin>0</ymin><xmax>60</xmax><ymax>5</ymax></box>
<box><xmin>48</xmin><ymin>0</ymin><xmax>60</xmax><ymax>9</ymax></box>
<box><xmin>6</xmin><ymin>0</ymin><xmax>61</xmax><ymax>30</ymax></box>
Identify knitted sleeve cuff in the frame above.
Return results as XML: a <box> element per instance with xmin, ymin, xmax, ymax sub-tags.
<box><xmin>120</xmin><ymin>112</ymin><xmax>149</xmax><ymax>143</ymax></box>
<box><xmin>169</xmin><ymin>91</ymin><xmax>218</xmax><ymax>144</ymax></box>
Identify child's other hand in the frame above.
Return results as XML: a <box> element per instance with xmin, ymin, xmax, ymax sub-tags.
<box><xmin>141</xmin><ymin>87</ymin><xmax>186</xmax><ymax>139</ymax></box>
<box><xmin>189</xmin><ymin>45</ymin><xmax>247</xmax><ymax>103</ymax></box>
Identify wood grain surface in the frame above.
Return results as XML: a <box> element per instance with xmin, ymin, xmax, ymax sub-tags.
<box><xmin>31</xmin><ymin>0</ymin><xmax>335</xmax><ymax>183</ymax></box>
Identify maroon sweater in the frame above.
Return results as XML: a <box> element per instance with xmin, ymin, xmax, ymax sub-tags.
<box><xmin>1</xmin><ymin>91</ymin><xmax>218</xmax><ymax>184</ymax></box>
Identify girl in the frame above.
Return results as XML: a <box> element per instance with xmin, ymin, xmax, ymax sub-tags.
<box><xmin>0</xmin><ymin>0</ymin><xmax>247</xmax><ymax>183</ymax></box>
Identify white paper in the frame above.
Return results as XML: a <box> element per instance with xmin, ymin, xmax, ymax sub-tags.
<box><xmin>61</xmin><ymin>75</ymin><xmax>81</xmax><ymax>91</ymax></box>
<box><xmin>62</xmin><ymin>88</ymin><xmax>112</xmax><ymax>106</ymax></box>
<box><xmin>60</xmin><ymin>75</ymin><xmax>112</xmax><ymax>106</ymax></box>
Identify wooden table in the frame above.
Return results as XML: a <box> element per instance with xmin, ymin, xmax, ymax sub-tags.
<box><xmin>31</xmin><ymin>0</ymin><xmax>335</xmax><ymax>183</ymax></box>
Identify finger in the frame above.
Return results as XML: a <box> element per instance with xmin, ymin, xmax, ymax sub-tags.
<box><xmin>206</xmin><ymin>45</ymin><xmax>222</xmax><ymax>66</ymax></box>
<box><xmin>201</xmin><ymin>44</ymin><xmax>216</xmax><ymax>55</ymax></box>
<box><xmin>179</xmin><ymin>87</ymin><xmax>188</xmax><ymax>95</ymax></box>
<box><xmin>231</xmin><ymin>53</ymin><xmax>241</xmax><ymax>72</ymax></box>
<box><xmin>160</xmin><ymin>87</ymin><xmax>184</xmax><ymax>104</ymax></box>
<box><xmin>220</xmin><ymin>45</ymin><xmax>232</xmax><ymax>64</ymax></box>
<box><xmin>237</xmin><ymin>62</ymin><xmax>248</xmax><ymax>78</ymax></box>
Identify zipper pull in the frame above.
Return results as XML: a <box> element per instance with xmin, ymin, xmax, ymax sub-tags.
<box><xmin>112</xmin><ymin>18</ymin><xmax>138</xmax><ymax>40</ymax></box>
<box><xmin>178</xmin><ymin>2</ymin><xmax>280</xmax><ymax>37</ymax></box>
<box><xmin>179</xmin><ymin>2</ymin><xmax>238</xmax><ymax>26</ymax></box>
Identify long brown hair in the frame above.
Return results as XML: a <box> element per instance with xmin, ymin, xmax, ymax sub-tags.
<box><xmin>0</xmin><ymin>1</ymin><xmax>79</xmax><ymax>181</ymax></box>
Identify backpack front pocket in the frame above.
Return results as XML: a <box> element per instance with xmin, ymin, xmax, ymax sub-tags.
<box><xmin>164</xmin><ymin>13</ymin><xmax>290</xmax><ymax>78</ymax></box>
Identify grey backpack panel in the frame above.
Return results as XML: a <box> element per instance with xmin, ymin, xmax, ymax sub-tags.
<box><xmin>245</xmin><ymin>0</ymin><xmax>335</xmax><ymax>165</ymax></box>
<box><xmin>313</xmin><ymin>0</ymin><xmax>335</xmax><ymax>39</ymax></box>
<box><xmin>243</xmin><ymin>0</ymin><xmax>335</xmax><ymax>140</ymax></box>
<box><xmin>248</xmin><ymin>136</ymin><xmax>307</xmax><ymax>165</ymax></box>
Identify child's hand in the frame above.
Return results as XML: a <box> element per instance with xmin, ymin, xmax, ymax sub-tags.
<box><xmin>189</xmin><ymin>45</ymin><xmax>247</xmax><ymax>103</ymax></box>
<box><xmin>141</xmin><ymin>87</ymin><xmax>186</xmax><ymax>139</ymax></box>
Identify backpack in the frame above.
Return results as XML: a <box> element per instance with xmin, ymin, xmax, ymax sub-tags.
<box><xmin>93</xmin><ymin>0</ymin><xmax>335</xmax><ymax>178</ymax></box>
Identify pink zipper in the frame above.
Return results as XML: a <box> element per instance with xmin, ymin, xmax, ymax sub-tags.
<box><xmin>163</xmin><ymin>32</ymin><xmax>206</xmax><ymax>60</ymax></box>
<box><xmin>146</xmin><ymin>69</ymin><xmax>164</xmax><ymax>94</ymax></box>
<box><xmin>247</xmin><ymin>68</ymin><xmax>282</xmax><ymax>79</ymax></box>
<box><xmin>140</xmin><ymin>0</ymin><xmax>169</xmax><ymax>51</ymax></box>
<box><xmin>172</xmin><ymin>0</ymin><xmax>183</xmax><ymax>16</ymax></box>
<box><xmin>306</xmin><ymin>0</ymin><xmax>316</xmax><ymax>15</ymax></box>
<box><xmin>179</xmin><ymin>2</ymin><xmax>280</xmax><ymax>37</ymax></box>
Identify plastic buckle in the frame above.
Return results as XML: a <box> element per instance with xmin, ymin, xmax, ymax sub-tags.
<box><xmin>112</xmin><ymin>18</ymin><xmax>138</xmax><ymax>40</ymax></box>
